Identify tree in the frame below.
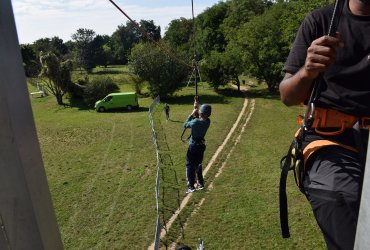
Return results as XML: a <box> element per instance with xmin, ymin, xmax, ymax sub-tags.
<box><xmin>221</xmin><ymin>0</ymin><xmax>268</xmax><ymax>40</ymax></box>
<box><xmin>21</xmin><ymin>44</ymin><xmax>40</xmax><ymax>77</ymax></box>
<box><xmin>39</xmin><ymin>52</ymin><xmax>73</xmax><ymax>105</ymax></box>
<box><xmin>32</xmin><ymin>36</ymin><xmax>68</xmax><ymax>57</ymax></box>
<box><xmin>72</xmin><ymin>28</ymin><xmax>96</xmax><ymax>73</ymax></box>
<box><xmin>83</xmin><ymin>77</ymin><xmax>119</xmax><ymax>107</ymax></box>
<box><xmin>129</xmin><ymin>42</ymin><xmax>189</xmax><ymax>97</ymax></box>
<box><xmin>92</xmin><ymin>35</ymin><xmax>112</xmax><ymax>67</ymax></box>
<box><xmin>200</xmin><ymin>44</ymin><xmax>244</xmax><ymax>90</ymax></box>
<box><xmin>194</xmin><ymin>2</ymin><xmax>229</xmax><ymax>58</ymax></box>
<box><xmin>237</xmin><ymin>3</ymin><xmax>289</xmax><ymax>92</ymax></box>
<box><xmin>139</xmin><ymin>20</ymin><xmax>161</xmax><ymax>42</ymax></box>
<box><xmin>111</xmin><ymin>20</ymin><xmax>161</xmax><ymax>64</ymax></box>
<box><xmin>164</xmin><ymin>17</ymin><xmax>193</xmax><ymax>51</ymax></box>
<box><xmin>280</xmin><ymin>0</ymin><xmax>330</xmax><ymax>46</ymax></box>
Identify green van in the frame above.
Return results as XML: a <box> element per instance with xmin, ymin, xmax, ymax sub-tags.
<box><xmin>94</xmin><ymin>92</ymin><xmax>139</xmax><ymax>112</ymax></box>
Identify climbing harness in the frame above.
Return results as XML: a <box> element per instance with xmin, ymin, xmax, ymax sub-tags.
<box><xmin>279</xmin><ymin>0</ymin><xmax>346</xmax><ymax>238</ymax></box>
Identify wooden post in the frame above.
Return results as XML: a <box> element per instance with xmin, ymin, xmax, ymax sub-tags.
<box><xmin>0</xmin><ymin>1</ymin><xmax>63</xmax><ymax>249</ymax></box>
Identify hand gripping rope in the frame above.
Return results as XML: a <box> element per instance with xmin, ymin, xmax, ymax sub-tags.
<box><xmin>279</xmin><ymin>0</ymin><xmax>345</xmax><ymax>239</ymax></box>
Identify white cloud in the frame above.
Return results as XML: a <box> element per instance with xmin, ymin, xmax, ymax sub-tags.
<box><xmin>12</xmin><ymin>0</ymin><xmax>219</xmax><ymax>44</ymax></box>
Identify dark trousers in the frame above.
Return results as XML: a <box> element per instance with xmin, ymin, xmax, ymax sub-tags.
<box><xmin>303</xmin><ymin>146</ymin><xmax>363</xmax><ymax>250</ymax></box>
<box><xmin>186</xmin><ymin>143</ymin><xmax>205</xmax><ymax>188</ymax></box>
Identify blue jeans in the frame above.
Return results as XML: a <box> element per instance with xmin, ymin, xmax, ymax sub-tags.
<box><xmin>186</xmin><ymin>143</ymin><xmax>205</xmax><ymax>188</ymax></box>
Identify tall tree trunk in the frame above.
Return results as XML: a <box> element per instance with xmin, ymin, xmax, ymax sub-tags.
<box><xmin>236</xmin><ymin>79</ymin><xmax>240</xmax><ymax>92</ymax></box>
<box><xmin>56</xmin><ymin>93</ymin><xmax>63</xmax><ymax>105</ymax></box>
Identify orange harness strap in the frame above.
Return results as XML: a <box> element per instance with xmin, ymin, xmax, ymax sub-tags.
<box><xmin>302</xmin><ymin>139</ymin><xmax>358</xmax><ymax>168</ymax></box>
<box><xmin>297</xmin><ymin>107</ymin><xmax>370</xmax><ymax>136</ymax></box>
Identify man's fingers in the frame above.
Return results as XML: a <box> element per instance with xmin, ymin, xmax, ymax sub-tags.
<box><xmin>311</xmin><ymin>35</ymin><xmax>344</xmax><ymax>48</ymax></box>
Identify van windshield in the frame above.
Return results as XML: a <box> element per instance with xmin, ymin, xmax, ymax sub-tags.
<box><xmin>104</xmin><ymin>96</ymin><xmax>112</xmax><ymax>102</ymax></box>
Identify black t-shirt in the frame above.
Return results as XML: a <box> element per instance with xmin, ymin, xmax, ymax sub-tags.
<box><xmin>284</xmin><ymin>0</ymin><xmax>370</xmax><ymax>117</ymax></box>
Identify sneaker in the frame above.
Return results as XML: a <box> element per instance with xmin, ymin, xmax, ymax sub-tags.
<box><xmin>196</xmin><ymin>184</ymin><xmax>205</xmax><ymax>190</ymax></box>
<box><xmin>186</xmin><ymin>187</ymin><xmax>196</xmax><ymax>193</ymax></box>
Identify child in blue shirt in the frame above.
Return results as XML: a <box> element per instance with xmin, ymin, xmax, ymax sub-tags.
<box><xmin>184</xmin><ymin>97</ymin><xmax>211</xmax><ymax>193</ymax></box>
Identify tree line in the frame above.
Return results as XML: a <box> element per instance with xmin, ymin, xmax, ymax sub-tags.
<box><xmin>21</xmin><ymin>0</ymin><xmax>332</xmax><ymax>105</ymax></box>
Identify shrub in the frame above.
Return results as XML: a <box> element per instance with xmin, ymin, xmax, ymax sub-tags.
<box><xmin>83</xmin><ymin>77</ymin><xmax>119</xmax><ymax>107</ymax></box>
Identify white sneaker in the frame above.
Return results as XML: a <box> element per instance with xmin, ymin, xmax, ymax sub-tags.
<box><xmin>186</xmin><ymin>187</ymin><xmax>196</xmax><ymax>193</ymax></box>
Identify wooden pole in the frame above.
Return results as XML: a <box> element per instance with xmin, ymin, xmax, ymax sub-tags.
<box><xmin>0</xmin><ymin>1</ymin><xmax>63</xmax><ymax>249</ymax></box>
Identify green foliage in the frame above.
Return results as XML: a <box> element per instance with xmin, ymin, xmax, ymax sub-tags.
<box><xmin>111</xmin><ymin>20</ymin><xmax>161</xmax><ymax>64</ymax></box>
<box><xmin>237</xmin><ymin>3</ymin><xmax>289</xmax><ymax>92</ymax></box>
<box><xmin>39</xmin><ymin>51</ymin><xmax>74</xmax><ymax>105</ymax></box>
<box><xmin>280</xmin><ymin>0</ymin><xmax>332</xmax><ymax>46</ymax></box>
<box><xmin>221</xmin><ymin>0</ymin><xmax>268</xmax><ymax>39</ymax></box>
<box><xmin>164</xmin><ymin>17</ymin><xmax>193</xmax><ymax>53</ymax></box>
<box><xmin>139</xmin><ymin>20</ymin><xmax>161</xmax><ymax>42</ymax></box>
<box><xmin>32</xmin><ymin>36</ymin><xmax>69</xmax><ymax>57</ymax></box>
<box><xmin>195</xmin><ymin>2</ymin><xmax>229</xmax><ymax>57</ymax></box>
<box><xmin>21</xmin><ymin>44</ymin><xmax>40</xmax><ymax>77</ymax></box>
<box><xmin>72</xmin><ymin>28</ymin><xmax>97</xmax><ymax>73</ymax></box>
<box><xmin>129</xmin><ymin>42</ymin><xmax>189</xmax><ymax>98</ymax></box>
<box><xmin>201</xmin><ymin>42</ymin><xmax>244</xmax><ymax>89</ymax></box>
<box><xmin>83</xmin><ymin>76</ymin><xmax>119</xmax><ymax>107</ymax></box>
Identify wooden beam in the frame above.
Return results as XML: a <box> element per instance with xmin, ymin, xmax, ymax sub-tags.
<box><xmin>0</xmin><ymin>1</ymin><xmax>63</xmax><ymax>249</ymax></box>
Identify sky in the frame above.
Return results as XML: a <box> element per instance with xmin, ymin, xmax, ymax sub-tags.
<box><xmin>12</xmin><ymin>0</ymin><xmax>223</xmax><ymax>44</ymax></box>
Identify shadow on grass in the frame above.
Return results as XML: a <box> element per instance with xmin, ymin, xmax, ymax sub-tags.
<box><xmin>64</xmin><ymin>97</ymin><xmax>90</xmax><ymax>110</ymax></box>
<box><xmin>247</xmin><ymin>88</ymin><xmax>280</xmax><ymax>100</ymax></box>
<box><xmin>161</xmin><ymin>91</ymin><xmax>243</xmax><ymax>105</ymax></box>
<box><xmin>61</xmin><ymin>98</ymin><xmax>148</xmax><ymax>113</ymax></box>
<box><xmin>97</xmin><ymin>107</ymin><xmax>148</xmax><ymax>113</ymax></box>
<box><xmin>92</xmin><ymin>70</ymin><xmax>130</xmax><ymax>75</ymax></box>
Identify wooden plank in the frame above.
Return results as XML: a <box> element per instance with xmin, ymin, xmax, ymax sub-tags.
<box><xmin>0</xmin><ymin>1</ymin><xmax>63</xmax><ymax>249</ymax></box>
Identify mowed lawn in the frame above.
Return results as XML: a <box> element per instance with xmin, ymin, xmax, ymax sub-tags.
<box><xmin>28</xmin><ymin>72</ymin><xmax>246</xmax><ymax>249</ymax></box>
<box><xmin>178</xmin><ymin>88</ymin><xmax>326</xmax><ymax>249</ymax></box>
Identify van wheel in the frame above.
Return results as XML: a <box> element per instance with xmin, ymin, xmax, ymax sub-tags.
<box><xmin>127</xmin><ymin>105</ymin><xmax>132</xmax><ymax>111</ymax></box>
<box><xmin>98</xmin><ymin>107</ymin><xmax>105</xmax><ymax>112</ymax></box>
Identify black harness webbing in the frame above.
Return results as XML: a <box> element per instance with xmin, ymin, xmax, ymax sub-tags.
<box><xmin>279</xmin><ymin>142</ymin><xmax>295</xmax><ymax>238</ymax></box>
<box><xmin>279</xmin><ymin>0</ymin><xmax>345</xmax><ymax>238</ymax></box>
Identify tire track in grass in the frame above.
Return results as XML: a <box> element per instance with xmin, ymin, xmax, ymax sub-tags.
<box><xmin>148</xmin><ymin>94</ymin><xmax>255</xmax><ymax>249</ymax></box>
<box><xmin>65</xmin><ymin>121</ymin><xmax>116</xmax><ymax>242</ymax></box>
<box><xmin>93</xmin><ymin>119</ymin><xmax>135</xmax><ymax>249</ymax></box>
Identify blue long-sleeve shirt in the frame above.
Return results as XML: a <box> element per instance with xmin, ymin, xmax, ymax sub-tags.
<box><xmin>183</xmin><ymin>115</ymin><xmax>210</xmax><ymax>144</ymax></box>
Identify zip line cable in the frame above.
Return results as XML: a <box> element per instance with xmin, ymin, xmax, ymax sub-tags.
<box><xmin>181</xmin><ymin>0</ymin><xmax>203</xmax><ymax>142</ymax></box>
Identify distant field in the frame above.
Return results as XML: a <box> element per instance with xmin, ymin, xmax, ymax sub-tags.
<box><xmin>28</xmin><ymin>68</ymin><xmax>324</xmax><ymax>249</ymax></box>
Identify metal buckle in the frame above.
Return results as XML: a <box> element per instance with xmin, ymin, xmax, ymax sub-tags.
<box><xmin>361</xmin><ymin>117</ymin><xmax>370</xmax><ymax>129</ymax></box>
<box><xmin>303</xmin><ymin>103</ymin><xmax>315</xmax><ymax>130</ymax></box>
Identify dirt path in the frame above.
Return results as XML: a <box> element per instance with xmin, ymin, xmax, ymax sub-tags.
<box><xmin>148</xmin><ymin>90</ymin><xmax>255</xmax><ymax>249</ymax></box>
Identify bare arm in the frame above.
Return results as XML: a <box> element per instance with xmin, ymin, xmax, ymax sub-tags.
<box><xmin>280</xmin><ymin>34</ymin><xmax>344</xmax><ymax>106</ymax></box>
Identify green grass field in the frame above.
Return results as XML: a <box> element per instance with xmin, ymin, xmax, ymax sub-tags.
<box><xmin>28</xmin><ymin>69</ymin><xmax>325</xmax><ymax>249</ymax></box>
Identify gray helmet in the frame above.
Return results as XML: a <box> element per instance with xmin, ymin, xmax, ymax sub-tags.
<box><xmin>199</xmin><ymin>104</ymin><xmax>212</xmax><ymax>117</ymax></box>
